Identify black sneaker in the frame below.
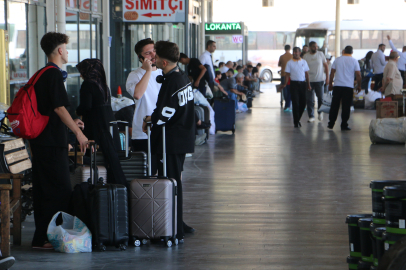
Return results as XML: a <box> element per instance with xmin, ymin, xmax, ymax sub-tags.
<box><xmin>341</xmin><ymin>127</ymin><xmax>351</xmax><ymax>131</ymax></box>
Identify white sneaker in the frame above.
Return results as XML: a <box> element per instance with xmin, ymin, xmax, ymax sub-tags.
<box><xmin>308</xmin><ymin>117</ymin><xmax>315</xmax><ymax>123</ymax></box>
<box><xmin>185</xmin><ymin>153</ymin><xmax>193</xmax><ymax>157</ymax></box>
<box><xmin>194</xmin><ymin>133</ymin><xmax>207</xmax><ymax>146</ymax></box>
<box><xmin>318</xmin><ymin>112</ymin><xmax>323</xmax><ymax>121</ymax></box>
<box><xmin>350</xmin><ymin>106</ymin><xmax>355</xmax><ymax>112</ymax></box>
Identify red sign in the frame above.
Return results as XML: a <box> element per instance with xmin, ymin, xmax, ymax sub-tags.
<box><xmin>123</xmin><ymin>0</ymin><xmax>186</xmax><ymax>22</ymax></box>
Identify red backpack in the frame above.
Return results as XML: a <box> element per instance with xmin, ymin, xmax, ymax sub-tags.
<box><xmin>7</xmin><ymin>66</ymin><xmax>57</xmax><ymax>139</ymax></box>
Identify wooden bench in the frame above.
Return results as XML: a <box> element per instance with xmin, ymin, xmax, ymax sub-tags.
<box><xmin>0</xmin><ymin>138</ymin><xmax>30</xmax><ymax>257</ymax></box>
<box><xmin>0</xmin><ymin>174</ymin><xmax>21</xmax><ymax>257</ymax></box>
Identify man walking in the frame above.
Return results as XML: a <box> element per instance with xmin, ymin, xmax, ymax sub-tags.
<box><xmin>387</xmin><ymin>35</ymin><xmax>406</xmax><ymax>86</ymax></box>
<box><xmin>328</xmin><ymin>46</ymin><xmax>362</xmax><ymax>131</ymax></box>
<box><xmin>199</xmin><ymin>40</ymin><xmax>220</xmax><ymax>95</ymax></box>
<box><xmin>278</xmin><ymin>45</ymin><xmax>293</xmax><ymax>111</ymax></box>
<box><xmin>142</xmin><ymin>41</ymin><xmax>196</xmax><ymax>241</ymax></box>
<box><xmin>126</xmin><ymin>38</ymin><xmax>162</xmax><ymax>175</ymax></box>
<box><xmin>303</xmin><ymin>41</ymin><xmax>329</xmax><ymax>122</ymax></box>
<box><xmin>31</xmin><ymin>32</ymin><xmax>88</xmax><ymax>249</ymax></box>
<box><xmin>280</xmin><ymin>47</ymin><xmax>311</xmax><ymax>128</ymax></box>
<box><xmin>371</xmin><ymin>44</ymin><xmax>387</xmax><ymax>90</ymax></box>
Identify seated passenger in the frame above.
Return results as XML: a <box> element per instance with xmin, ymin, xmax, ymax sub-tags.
<box><xmin>213</xmin><ymin>71</ymin><xmax>229</xmax><ymax>98</ymax></box>
<box><xmin>380</xmin><ymin>51</ymin><xmax>403</xmax><ymax>97</ymax></box>
<box><xmin>233</xmin><ymin>65</ymin><xmax>243</xmax><ymax>77</ymax></box>
<box><xmin>220</xmin><ymin>69</ymin><xmax>244</xmax><ymax>112</ymax></box>
<box><xmin>243</xmin><ymin>65</ymin><xmax>257</xmax><ymax>90</ymax></box>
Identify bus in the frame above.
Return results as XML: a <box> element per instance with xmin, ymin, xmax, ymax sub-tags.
<box><xmin>294</xmin><ymin>20</ymin><xmax>406</xmax><ymax>61</ymax></box>
<box><xmin>210</xmin><ymin>31</ymin><xmax>295</xmax><ymax>82</ymax></box>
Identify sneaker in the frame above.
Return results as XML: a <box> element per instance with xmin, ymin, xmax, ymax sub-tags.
<box><xmin>350</xmin><ymin>106</ymin><xmax>354</xmax><ymax>112</ymax></box>
<box><xmin>0</xmin><ymin>256</ymin><xmax>15</xmax><ymax>269</ymax></box>
<box><xmin>195</xmin><ymin>133</ymin><xmax>207</xmax><ymax>146</ymax></box>
<box><xmin>185</xmin><ymin>153</ymin><xmax>193</xmax><ymax>158</ymax></box>
<box><xmin>284</xmin><ymin>107</ymin><xmax>290</xmax><ymax>112</ymax></box>
<box><xmin>308</xmin><ymin>117</ymin><xmax>315</xmax><ymax>123</ymax></box>
<box><xmin>318</xmin><ymin>112</ymin><xmax>323</xmax><ymax>121</ymax></box>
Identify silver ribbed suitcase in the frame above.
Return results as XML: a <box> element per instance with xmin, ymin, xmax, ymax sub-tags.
<box><xmin>130</xmin><ymin>125</ymin><xmax>178</xmax><ymax>247</ymax></box>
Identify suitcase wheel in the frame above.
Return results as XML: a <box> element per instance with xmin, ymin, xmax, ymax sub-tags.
<box><xmin>142</xmin><ymin>239</ymin><xmax>148</xmax><ymax>245</ymax></box>
<box><xmin>99</xmin><ymin>245</ymin><xmax>106</xmax><ymax>252</ymax></box>
<box><xmin>166</xmin><ymin>240</ymin><xmax>173</xmax><ymax>247</ymax></box>
<box><xmin>134</xmin><ymin>239</ymin><xmax>141</xmax><ymax>247</ymax></box>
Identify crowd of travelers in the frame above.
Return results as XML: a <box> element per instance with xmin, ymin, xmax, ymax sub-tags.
<box><xmin>0</xmin><ymin>32</ymin><xmax>265</xmax><ymax>269</ymax></box>
<box><xmin>278</xmin><ymin>34</ymin><xmax>406</xmax><ymax>130</ymax></box>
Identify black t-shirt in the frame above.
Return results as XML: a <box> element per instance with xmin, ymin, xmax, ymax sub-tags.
<box><xmin>29</xmin><ymin>68</ymin><xmax>70</xmax><ymax>148</ymax></box>
<box><xmin>151</xmin><ymin>71</ymin><xmax>195</xmax><ymax>154</ymax></box>
<box><xmin>187</xmin><ymin>58</ymin><xmax>206</xmax><ymax>88</ymax></box>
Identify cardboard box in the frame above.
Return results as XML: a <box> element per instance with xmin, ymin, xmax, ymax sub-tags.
<box><xmin>376</xmin><ymin>101</ymin><xmax>398</xmax><ymax>119</ymax></box>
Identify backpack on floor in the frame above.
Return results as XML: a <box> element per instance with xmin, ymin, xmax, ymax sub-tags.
<box><xmin>7</xmin><ymin>66</ymin><xmax>56</xmax><ymax>139</ymax></box>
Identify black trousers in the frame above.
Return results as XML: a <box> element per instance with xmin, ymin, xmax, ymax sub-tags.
<box><xmin>31</xmin><ymin>144</ymin><xmax>71</xmax><ymax>246</ymax></box>
<box><xmin>373</xmin><ymin>73</ymin><xmax>383</xmax><ymax>90</ymax></box>
<box><xmin>290</xmin><ymin>81</ymin><xmax>307</xmax><ymax>126</ymax></box>
<box><xmin>328</xmin><ymin>86</ymin><xmax>353</xmax><ymax>128</ymax></box>
<box><xmin>400</xmin><ymin>70</ymin><xmax>405</xmax><ymax>87</ymax></box>
<box><xmin>131</xmin><ymin>139</ymin><xmax>158</xmax><ymax>175</ymax></box>
<box><xmin>157</xmin><ymin>153</ymin><xmax>186</xmax><ymax>239</ymax></box>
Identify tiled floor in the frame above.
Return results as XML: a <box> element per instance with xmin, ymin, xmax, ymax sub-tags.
<box><xmin>10</xmin><ymin>83</ymin><xmax>402</xmax><ymax>269</ymax></box>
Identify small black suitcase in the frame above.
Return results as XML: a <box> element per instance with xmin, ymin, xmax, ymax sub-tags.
<box><xmin>96</xmin><ymin>121</ymin><xmax>147</xmax><ymax>181</ymax></box>
<box><xmin>71</xmin><ymin>142</ymin><xmax>129</xmax><ymax>251</ymax></box>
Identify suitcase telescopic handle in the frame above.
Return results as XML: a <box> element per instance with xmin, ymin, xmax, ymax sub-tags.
<box><xmin>109</xmin><ymin>121</ymin><xmax>129</xmax><ymax>158</ymax></box>
<box><xmin>147</xmin><ymin>123</ymin><xmax>167</xmax><ymax>177</ymax></box>
<box><xmin>87</xmin><ymin>141</ymin><xmax>98</xmax><ymax>184</ymax></box>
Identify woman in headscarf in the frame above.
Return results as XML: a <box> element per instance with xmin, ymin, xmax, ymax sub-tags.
<box><xmin>76</xmin><ymin>59</ymin><xmax>126</xmax><ymax>186</ymax></box>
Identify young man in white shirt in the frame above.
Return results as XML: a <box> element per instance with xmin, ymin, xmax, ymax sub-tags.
<box><xmin>303</xmin><ymin>41</ymin><xmax>329</xmax><ymax>122</ymax></box>
<box><xmin>199</xmin><ymin>40</ymin><xmax>225</xmax><ymax>95</ymax></box>
<box><xmin>371</xmin><ymin>44</ymin><xmax>387</xmax><ymax>90</ymax></box>
<box><xmin>387</xmin><ymin>35</ymin><xmax>406</xmax><ymax>86</ymax></box>
<box><xmin>126</xmin><ymin>38</ymin><xmax>162</xmax><ymax>174</ymax></box>
<box><xmin>281</xmin><ymin>47</ymin><xmax>311</xmax><ymax>128</ymax></box>
<box><xmin>328</xmin><ymin>46</ymin><xmax>362</xmax><ymax>131</ymax></box>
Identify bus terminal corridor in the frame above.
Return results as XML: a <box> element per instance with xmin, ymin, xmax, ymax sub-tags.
<box><xmin>10</xmin><ymin>83</ymin><xmax>401</xmax><ymax>269</ymax></box>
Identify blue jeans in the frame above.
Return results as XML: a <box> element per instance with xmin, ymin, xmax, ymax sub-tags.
<box><xmin>281</xmin><ymin>77</ymin><xmax>291</xmax><ymax>109</ymax></box>
<box><xmin>227</xmin><ymin>91</ymin><xmax>238</xmax><ymax>110</ymax></box>
<box><xmin>306</xmin><ymin>81</ymin><xmax>324</xmax><ymax>118</ymax></box>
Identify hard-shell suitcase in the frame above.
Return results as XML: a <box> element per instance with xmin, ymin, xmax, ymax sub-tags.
<box><xmin>71</xmin><ymin>142</ymin><xmax>129</xmax><ymax>251</ymax></box>
<box><xmin>194</xmin><ymin>105</ymin><xmax>210</xmax><ymax>140</ymax></box>
<box><xmin>214</xmin><ymin>98</ymin><xmax>236</xmax><ymax>134</ymax></box>
<box><xmin>95</xmin><ymin>121</ymin><xmax>147</xmax><ymax>181</ymax></box>
<box><xmin>130</xmin><ymin>124</ymin><xmax>178</xmax><ymax>247</ymax></box>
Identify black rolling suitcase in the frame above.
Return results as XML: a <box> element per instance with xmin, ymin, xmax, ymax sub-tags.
<box><xmin>95</xmin><ymin>121</ymin><xmax>147</xmax><ymax>181</ymax></box>
<box><xmin>71</xmin><ymin>142</ymin><xmax>129</xmax><ymax>251</ymax></box>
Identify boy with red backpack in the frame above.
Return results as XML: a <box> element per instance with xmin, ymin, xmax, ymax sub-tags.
<box><xmin>27</xmin><ymin>32</ymin><xmax>89</xmax><ymax>249</ymax></box>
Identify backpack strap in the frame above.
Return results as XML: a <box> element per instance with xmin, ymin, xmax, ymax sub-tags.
<box><xmin>27</xmin><ymin>66</ymin><xmax>58</xmax><ymax>86</ymax></box>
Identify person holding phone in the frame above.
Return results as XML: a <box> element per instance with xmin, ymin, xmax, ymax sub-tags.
<box><xmin>125</xmin><ymin>38</ymin><xmax>162</xmax><ymax>175</ymax></box>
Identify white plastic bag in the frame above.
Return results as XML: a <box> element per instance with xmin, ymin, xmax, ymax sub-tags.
<box><xmin>193</xmin><ymin>89</ymin><xmax>210</xmax><ymax>107</ymax></box>
<box><xmin>237</xmin><ymin>102</ymin><xmax>248</xmax><ymax>112</ymax></box>
<box><xmin>369</xmin><ymin>118</ymin><xmax>406</xmax><ymax>144</ymax></box>
<box><xmin>47</xmin><ymin>212</ymin><xmax>92</xmax><ymax>253</ymax></box>
<box><xmin>205</xmin><ymin>85</ymin><xmax>213</xmax><ymax>99</ymax></box>
<box><xmin>365</xmin><ymin>90</ymin><xmax>382</xmax><ymax>110</ymax></box>
<box><xmin>318</xmin><ymin>92</ymin><xmax>332</xmax><ymax>114</ymax></box>
<box><xmin>111</xmin><ymin>96</ymin><xmax>135</xmax><ymax>112</ymax></box>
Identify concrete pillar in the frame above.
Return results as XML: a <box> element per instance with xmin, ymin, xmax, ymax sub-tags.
<box><xmin>200</xmin><ymin>0</ymin><xmax>206</xmax><ymax>56</ymax></box>
<box><xmin>103</xmin><ymin>0</ymin><xmax>110</xmax><ymax>86</ymax></box>
<box><xmin>163</xmin><ymin>24</ymin><xmax>169</xmax><ymax>41</ymax></box>
<box><xmin>46</xmin><ymin>0</ymin><xmax>55</xmax><ymax>32</ymax></box>
<box><xmin>56</xmin><ymin>0</ymin><xmax>65</xmax><ymax>33</ymax></box>
<box><xmin>335</xmin><ymin>0</ymin><xmax>341</xmax><ymax>57</ymax></box>
<box><xmin>28</xmin><ymin>6</ymin><xmax>38</xmax><ymax>77</ymax></box>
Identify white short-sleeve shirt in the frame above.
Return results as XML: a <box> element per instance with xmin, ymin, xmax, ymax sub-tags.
<box><xmin>331</xmin><ymin>56</ymin><xmax>360</xmax><ymax>88</ymax></box>
<box><xmin>303</xmin><ymin>51</ymin><xmax>326</xmax><ymax>82</ymax></box>
<box><xmin>126</xmin><ymin>68</ymin><xmax>162</xmax><ymax>140</ymax></box>
<box><xmin>285</xmin><ymin>59</ymin><xmax>309</xmax><ymax>82</ymax></box>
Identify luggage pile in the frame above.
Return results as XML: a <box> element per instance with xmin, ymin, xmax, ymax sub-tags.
<box><xmin>68</xmin><ymin>124</ymin><xmax>179</xmax><ymax>252</ymax></box>
<box><xmin>345</xmin><ymin>180</ymin><xmax>406</xmax><ymax>270</ymax></box>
